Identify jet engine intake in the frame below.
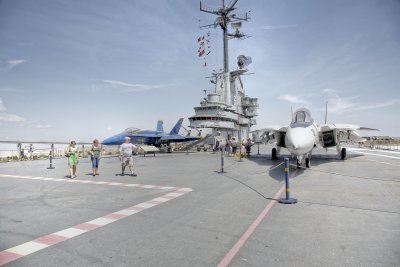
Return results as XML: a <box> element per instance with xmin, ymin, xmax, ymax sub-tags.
<box><xmin>321</xmin><ymin>130</ymin><xmax>337</xmax><ymax>147</ymax></box>
<box><xmin>277</xmin><ymin>131</ymin><xmax>286</xmax><ymax>148</ymax></box>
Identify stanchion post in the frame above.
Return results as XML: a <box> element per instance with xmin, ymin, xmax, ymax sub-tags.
<box><xmin>51</xmin><ymin>143</ymin><xmax>54</xmax><ymax>159</ymax></box>
<box><xmin>257</xmin><ymin>143</ymin><xmax>260</xmax><ymax>155</ymax></box>
<box><xmin>218</xmin><ymin>149</ymin><xmax>225</xmax><ymax>173</ymax></box>
<box><xmin>278</xmin><ymin>157</ymin><xmax>297</xmax><ymax>204</ymax></box>
<box><xmin>17</xmin><ymin>143</ymin><xmax>22</xmax><ymax>161</ymax></box>
<box><xmin>47</xmin><ymin>150</ymin><xmax>55</xmax><ymax>169</ymax></box>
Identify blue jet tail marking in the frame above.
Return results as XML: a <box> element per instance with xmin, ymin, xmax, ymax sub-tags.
<box><xmin>157</xmin><ymin>120</ymin><xmax>164</xmax><ymax>132</ymax></box>
<box><xmin>169</xmin><ymin>118</ymin><xmax>183</xmax><ymax>135</ymax></box>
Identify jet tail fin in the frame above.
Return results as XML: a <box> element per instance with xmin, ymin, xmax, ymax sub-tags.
<box><xmin>169</xmin><ymin>118</ymin><xmax>184</xmax><ymax>135</ymax></box>
<box><xmin>157</xmin><ymin>120</ymin><xmax>164</xmax><ymax>132</ymax></box>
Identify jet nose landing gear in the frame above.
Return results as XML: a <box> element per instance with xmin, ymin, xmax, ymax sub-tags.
<box><xmin>296</xmin><ymin>157</ymin><xmax>310</xmax><ymax>169</ymax></box>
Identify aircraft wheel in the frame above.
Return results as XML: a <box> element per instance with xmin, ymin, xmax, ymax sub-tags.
<box><xmin>341</xmin><ymin>148</ymin><xmax>347</xmax><ymax>160</ymax></box>
<box><xmin>297</xmin><ymin>159</ymin><xmax>301</xmax><ymax>169</ymax></box>
<box><xmin>306</xmin><ymin>158</ymin><xmax>311</xmax><ymax>168</ymax></box>
<box><xmin>197</xmin><ymin>146</ymin><xmax>201</xmax><ymax>152</ymax></box>
<box><xmin>271</xmin><ymin>148</ymin><xmax>278</xmax><ymax>160</ymax></box>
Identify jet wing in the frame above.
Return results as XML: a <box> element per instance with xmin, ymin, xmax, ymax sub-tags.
<box><xmin>319</xmin><ymin>124</ymin><xmax>378</xmax><ymax>145</ymax></box>
<box><xmin>322</xmin><ymin>124</ymin><xmax>379</xmax><ymax>132</ymax></box>
<box><xmin>128</xmin><ymin>133</ymin><xmax>161</xmax><ymax>138</ymax></box>
<box><xmin>160</xmin><ymin>135</ymin><xmax>200</xmax><ymax>142</ymax></box>
<box><xmin>253</xmin><ymin>126</ymin><xmax>287</xmax><ymax>146</ymax></box>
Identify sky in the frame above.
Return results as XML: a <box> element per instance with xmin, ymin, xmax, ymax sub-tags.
<box><xmin>0</xmin><ymin>0</ymin><xmax>399</xmax><ymax>145</ymax></box>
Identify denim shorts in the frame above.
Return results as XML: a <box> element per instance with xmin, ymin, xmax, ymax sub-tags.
<box><xmin>91</xmin><ymin>156</ymin><xmax>100</xmax><ymax>168</ymax></box>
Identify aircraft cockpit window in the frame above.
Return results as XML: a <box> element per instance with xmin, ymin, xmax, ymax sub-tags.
<box><xmin>124</xmin><ymin>127</ymin><xmax>140</xmax><ymax>134</ymax></box>
<box><xmin>291</xmin><ymin>110</ymin><xmax>314</xmax><ymax>127</ymax></box>
<box><xmin>295</xmin><ymin>112</ymin><xmax>306</xmax><ymax>122</ymax></box>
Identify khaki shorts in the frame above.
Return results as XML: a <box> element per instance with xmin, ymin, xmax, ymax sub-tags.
<box><xmin>121</xmin><ymin>157</ymin><xmax>134</xmax><ymax>167</ymax></box>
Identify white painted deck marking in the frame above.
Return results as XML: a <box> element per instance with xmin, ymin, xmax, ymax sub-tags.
<box><xmin>6</xmin><ymin>242</ymin><xmax>49</xmax><ymax>256</ymax></box>
<box><xmin>0</xmin><ymin>173</ymin><xmax>192</xmax><ymax>266</ymax></box>
<box><xmin>348</xmin><ymin>149</ymin><xmax>400</xmax><ymax>160</ymax></box>
<box><xmin>53</xmin><ymin>228</ymin><xmax>87</xmax><ymax>238</ymax></box>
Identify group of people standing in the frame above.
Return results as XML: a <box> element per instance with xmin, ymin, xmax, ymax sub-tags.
<box><xmin>65</xmin><ymin>137</ymin><xmax>137</xmax><ymax>179</ymax></box>
<box><xmin>18</xmin><ymin>144</ymin><xmax>35</xmax><ymax>160</ymax></box>
<box><xmin>214</xmin><ymin>134</ymin><xmax>253</xmax><ymax>157</ymax></box>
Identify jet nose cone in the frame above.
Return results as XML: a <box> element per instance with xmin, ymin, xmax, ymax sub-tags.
<box><xmin>285</xmin><ymin>127</ymin><xmax>315</xmax><ymax>154</ymax></box>
<box><xmin>101</xmin><ymin>133</ymin><xmax>125</xmax><ymax>145</ymax></box>
<box><xmin>102</xmin><ymin>137</ymin><xmax>112</xmax><ymax>145</ymax></box>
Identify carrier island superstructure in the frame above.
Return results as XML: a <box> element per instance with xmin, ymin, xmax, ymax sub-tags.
<box><xmin>189</xmin><ymin>0</ymin><xmax>258</xmax><ymax>143</ymax></box>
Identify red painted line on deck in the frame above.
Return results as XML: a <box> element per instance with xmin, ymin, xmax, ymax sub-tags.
<box><xmin>103</xmin><ymin>213</ymin><xmax>128</xmax><ymax>220</ymax></box>
<box><xmin>0</xmin><ymin>251</ymin><xmax>21</xmax><ymax>265</ymax></box>
<box><xmin>34</xmin><ymin>234</ymin><xmax>68</xmax><ymax>246</ymax></box>
<box><xmin>0</xmin><ymin>174</ymin><xmax>192</xmax><ymax>266</ymax></box>
<box><xmin>217</xmin><ymin>170</ymin><xmax>298</xmax><ymax>267</ymax></box>
<box><xmin>73</xmin><ymin>223</ymin><xmax>100</xmax><ymax>231</ymax></box>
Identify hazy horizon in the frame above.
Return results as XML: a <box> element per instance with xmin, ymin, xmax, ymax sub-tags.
<box><xmin>1</xmin><ymin>0</ymin><xmax>399</xmax><ymax>144</ymax></box>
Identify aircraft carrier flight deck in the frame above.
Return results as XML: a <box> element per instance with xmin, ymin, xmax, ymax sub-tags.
<box><xmin>0</xmin><ymin>145</ymin><xmax>399</xmax><ymax>266</ymax></box>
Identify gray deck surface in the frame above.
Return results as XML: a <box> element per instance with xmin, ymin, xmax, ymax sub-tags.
<box><xmin>1</xmin><ymin>145</ymin><xmax>399</xmax><ymax>266</ymax></box>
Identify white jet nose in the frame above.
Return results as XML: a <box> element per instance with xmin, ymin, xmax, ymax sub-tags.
<box><xmin>285</xmin><ymin>127</ymin><xmax>314</xmax><ymax>155</ymax></box>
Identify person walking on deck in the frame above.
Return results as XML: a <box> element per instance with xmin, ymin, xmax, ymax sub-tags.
<box><xmin>87</xmin><ymin>139</ymin><xmax>103</xmax><ymax>176</ymax></box>
<box><xmin>119</xmin><ymin>137</ymin><xmax>137</xmax><ymax>176</ymax></box>
<box><xmin>66</xmin><ymin>141</ymin><xmax>79</xmax><ymax>178</ymax></box>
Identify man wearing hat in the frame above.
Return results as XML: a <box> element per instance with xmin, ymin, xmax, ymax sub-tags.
<box><xmin>119</xmin><ymin>137</ymin><xmax>138</xmax><ymax>176</ymax></box>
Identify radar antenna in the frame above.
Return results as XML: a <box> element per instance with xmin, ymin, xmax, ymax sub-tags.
<box><xmin>200</xmin><ymin>0</ymin><xmax>250</xmax><ymax>72</ymax></box>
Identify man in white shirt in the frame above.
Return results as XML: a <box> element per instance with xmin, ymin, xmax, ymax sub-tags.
<box><xmin>119</xmin><ymin>137</ymin><xmax>137</xmax><ymax>176</ymax></box>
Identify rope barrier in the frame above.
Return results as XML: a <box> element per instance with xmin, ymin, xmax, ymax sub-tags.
<box><xmin>289</xmin><ymin>163</ymin><xmax>399</xmax><ymax>183</ymax></box>
<box><xmin>269</xmin><ymin>162</ymin><xmax>284</xmax><ymax>171</ymax></box>
<box><xmin>216</xmin><ymin>157</ymin><xmax>399</xmax><ymax>212</ymax></box>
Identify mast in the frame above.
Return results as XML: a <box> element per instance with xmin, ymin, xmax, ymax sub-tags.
<box><xmin>200</xmin><ymin>0</ymin><xmax>250</xmax><ymax>73</ymax></box>
<box><xmin>191</xmin><ymin>1</ymin><xmax>257</xmax><ymax>143</ymax></box>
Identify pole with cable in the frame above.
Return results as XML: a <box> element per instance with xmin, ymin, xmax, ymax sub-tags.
<box><xmin>278</xmin><ymin>158</ymin><xmax>297</xmax><ymax>204</ymax></box>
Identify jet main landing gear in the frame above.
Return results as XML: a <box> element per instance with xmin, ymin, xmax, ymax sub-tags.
<box><xmin>341</xmin><ymin>148</ymin><xmax>347</xmax><ymax>160</ymax></box>
<box><xmin>271</xmin><ymin>147</ymin><xmax>278</xmax><ymax>160</ymax></box>
<box><xmin>305</xmin><ymin>158</ymin><xmax>310</xmax><ymax>168</ymax></box>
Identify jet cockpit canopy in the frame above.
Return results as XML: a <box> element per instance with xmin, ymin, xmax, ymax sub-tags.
<box><xmin>291</xmin><ymin>108</ymin><xmax>314</xmax><ymax>128</ymax></box>
<box><xmin>124</xmin><ymin>127</ymin><xmax>140</xmax><ymax>134</ymax></box>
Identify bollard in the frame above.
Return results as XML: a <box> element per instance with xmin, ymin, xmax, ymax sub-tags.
<box><xmin>51</xmin><ymin>144</ymin><xmax>54</xmax><ymax>160</ymax></box>
<box><xmin>47</xmin><ymin>151</ymin><xmax>55</xmax><ymax>169</ymax></box>
<box><xmin>278</xmin><ymin>158</ymin><xmax>297</xmax><ymax>204</ymax></box>
<box><xmin>218</xmin><ymin>149</ymin><xmax>225</xmax><ymax>173</ymax></box>
<box><xmin>257</xmin><ymin>143</ymin><xmax>260</xmax><ymax>155</ymax></box>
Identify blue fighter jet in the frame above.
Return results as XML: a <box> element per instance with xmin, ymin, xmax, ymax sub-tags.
<box><xmin>102</xmin><ymin>118</ymin><xmax>199</xmax><ymax>148</ymax></box>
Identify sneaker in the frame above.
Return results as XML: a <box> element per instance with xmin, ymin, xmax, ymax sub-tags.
<box><xmin>121</xmin><ymin>173</ymin><xmax>124</xmax><ymax>176</ymax></box>
<box><xmin>92</xmin><ymin>173</ymin><xmax>95</xmax><ymax>177</ymax></box>
<box><xmin>131</xmin><ymin>173</ymin><xmax>137</xmax><ymax>177</ymax></box>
